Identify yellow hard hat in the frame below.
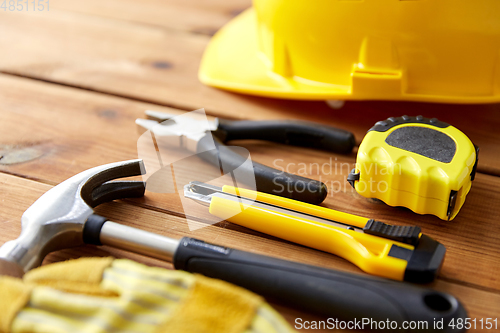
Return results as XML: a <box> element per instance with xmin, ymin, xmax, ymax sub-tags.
<box><xmin>199</xmin><ymin>0</ymin><xmax>500</xmax><ymax>103</ymax></box>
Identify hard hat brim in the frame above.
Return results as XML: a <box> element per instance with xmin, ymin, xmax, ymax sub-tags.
<box><xmin>199</xmin><ymin>9</ymin><xmax>348</xmax><ymax>101</ymax></box>
<box><xmin>199</xmin><ymin>9</ymin><xmax>500</xmax><ymax>103</ymax></box>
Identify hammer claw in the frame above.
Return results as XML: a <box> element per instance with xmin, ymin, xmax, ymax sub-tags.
<box><xmin>80</xmin><ymin>159</ymin><xmax>145</xmax><ymax>207</ymax></box>
<box><xmin>89</xmin><ymin>181</ymin><xmax>146</xmax><ymax>208</ymax></box>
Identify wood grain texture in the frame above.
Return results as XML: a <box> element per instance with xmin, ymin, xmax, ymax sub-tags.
<box><xmin>1</xmin><ymin>172</ymin><xmax>499</xmax><ymax>332</ymax></box>
<box><xmin>0</xmin><ymin>9</ymin><xmax>499</xmax><ymax>175</ymax></box>
<box><xmin>0</xmin><ymin>1</ymin><xmax>498</xmax><ymax>329</ymax></box>
<box><xmin>0</xmin><ymin>75</ymin><xmax>499</xmax><ymax>293</ymax></box>
<box><xmin>50</xmin><ymin>0</ymin><xmax>251</xmax><ymax>35</ymax></box>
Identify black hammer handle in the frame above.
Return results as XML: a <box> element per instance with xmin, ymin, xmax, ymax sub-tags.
<box><xmin>174</xmin><ymin>238</ymin><xmax>467</xmax><ymax>333</ymax></box>
<box><xmin>197</xmin><ymin>134</ymin><xmax>328</xmax><ymax>204</ymax></box>
<box><xmin>217</xmin><ymin>119</ymin><xmax>355</xmax><ymax>154</ymax></box>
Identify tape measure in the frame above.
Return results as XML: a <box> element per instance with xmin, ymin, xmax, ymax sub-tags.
<box><xmin>348</xmin><ymin>115</ymin><xmax>478</xmax><ymax>220</ymax></box>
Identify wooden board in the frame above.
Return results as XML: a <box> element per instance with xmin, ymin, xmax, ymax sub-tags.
<box><xmin>1</xmin><ymin>172</ymin><xmax>500</xmax><ymax>332</ymax></box>
<box><xmin>0</xmin><ymin>9</ymin><xmax>499</xmax><ymax>175</ymax></box>
<box><xmin>0</xmin><ymin>74</ymin><xmax>499</xmax><ymax>293</ymax></box>
<box><xmin>0</xmin><ymin>0</ymin><xmax>499</xmax><ymax>330</ymax></box>
<box><xmin>50</xmin><ymin>0</ymin><xmax>251</xmax><ymax>35</ymax></box>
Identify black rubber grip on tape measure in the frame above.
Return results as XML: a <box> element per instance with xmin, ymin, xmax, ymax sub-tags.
<box><xmin>369</xmin><ymin>115</ymin><xmax>450</xmax><ymax>132</ymax></box>
<box><xmin>82</xmin><ymin>214</ymin><xmax>108</xmax><ymax>245</ymax></box>
<box><xmin>363</xmin><ymin>219</ymin><xmax>421</xmax><ymax>246</ymax></box>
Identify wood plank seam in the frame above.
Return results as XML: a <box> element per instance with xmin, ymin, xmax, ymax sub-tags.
<box><xmin>1</xmin><ymin>169</ymin><xmax>498</xmax><ymax>295</ymax></box>
<box><xmin>0</xmin><ymin>72</ymin><xmax>495</xmax><ymax>181</ymax></box>
<box><xmin>0</xmin><ymin>72</ymin><xmax>497</xmax><ymax>292</ymax></box>
<box><xmin>46</xmin><ymin>7</ymin><xmax>221</xmax><ymax>37</ymax></box>
<box><xmin>1</xmin><ymin>172</ymin><xmax>498</xmax><ymax>330</ymax></box>
<box><xmin>0</xmin><ymin>9</ymin><xmax>497</xmax><ymax>175</ymax></box>
<box><xmin>0</xmin><ymin>71</ymin><xmax>199</xmax><ymax>115</ymax></box>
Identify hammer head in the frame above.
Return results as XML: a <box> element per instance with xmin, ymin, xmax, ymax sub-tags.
<box><xmin>0</xmin><ymin>159</ymin><xmax>145</xmax><ymax>272</ymax></box>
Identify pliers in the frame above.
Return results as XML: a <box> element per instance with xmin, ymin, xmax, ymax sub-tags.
<box><xmin>136</xmin><ymin>110</ymin><xmax>355</xmax><ymax>204</ymax></box>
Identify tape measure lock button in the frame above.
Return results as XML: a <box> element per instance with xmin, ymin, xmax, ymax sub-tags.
<box><xmin>351</xmin><ymin>115</ymin><xmax>478</xmax><ymax>220</ymax></box>
<box><xmin>347</xmin><ymin>169</ymin><xmax>360</xmax><ymax>189</ymax></box>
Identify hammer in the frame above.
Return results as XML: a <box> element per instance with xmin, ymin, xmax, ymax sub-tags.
<box><xmin>0</xmin><ymin>160</ymin><xmax>467</xmax><ymax>331</ymax></box>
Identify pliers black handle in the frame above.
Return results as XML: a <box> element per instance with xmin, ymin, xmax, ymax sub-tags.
<box><xmin>198</xmin><ymin>119</ymin><xmax>355</xmax><ymax>204</ymax></box>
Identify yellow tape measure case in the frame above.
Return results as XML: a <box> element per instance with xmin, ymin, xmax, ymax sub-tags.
<box><xmin>348</xmin><ymin>116</ymin><xmax>478</xmax><ymax>220</ymax></box>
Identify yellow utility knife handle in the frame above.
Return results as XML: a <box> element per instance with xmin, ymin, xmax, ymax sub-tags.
<box><xmin>223</xmin><ymin>186</ymin><xmax>423</xmax><ymax>244</ymax></box>
<box><xmin>210</xmin><ymin>188</ymin><xmax>415</xmax><ymax>281</ymax></box>
<box><xmin>224</xmin><ymin>186</ymin><xmax>369</xmax><ymax>228</ymax></box>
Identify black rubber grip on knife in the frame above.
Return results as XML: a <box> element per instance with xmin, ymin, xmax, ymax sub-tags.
<box><xmin>364</xmin><ymin>219</ymin><xmax>421</xmax><ymax>246</ymax></box>
<box><xmin>197</xmin><ymin>134</ymin><xmax>328</xmax><ymax>204</ymax></box>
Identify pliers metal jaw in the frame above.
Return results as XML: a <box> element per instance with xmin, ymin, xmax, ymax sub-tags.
<box><xmin>136</xmin><ymin>110</ymin><xmax>219</xmax><ymax>153</ymax></box>
<box><xmin>136</xmin><ymin>110</ymin><xmax>355</xmax><ymax>205</ymax></box>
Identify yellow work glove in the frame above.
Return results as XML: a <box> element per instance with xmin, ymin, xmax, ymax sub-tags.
<box><xmin>0</xmin><ymin>257</ymin><xmax>295</xmax><ymax>333</ymax></box>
